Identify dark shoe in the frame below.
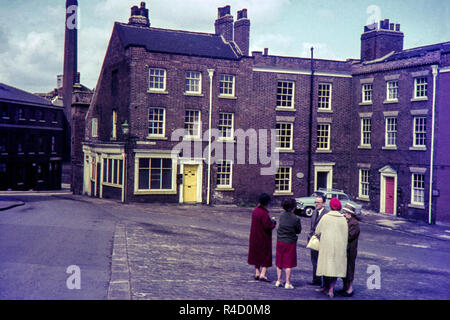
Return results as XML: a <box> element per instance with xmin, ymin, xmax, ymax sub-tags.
<box><xmin>254</xmin><ymin>276</ymin><xmax>260</xmax><ymax>280</ymax></box>
<box><xmin>336</xmin><ymin>288</ymin><xmax>346</xmax><ymax>294</ymax></box>
<box><xmin>341</xmin><ymin>291</ymin><xmax>354</xmax><ymax>297</ymax></box>
<box><xmin>259</xmin><ymin>276</ymin><xmax>271</xmax><ymax>282</ymax></box>
<box><xmin>309</xmin><ymin>281</ymin><xmax>322</xmax><ymax>286</ymax></box>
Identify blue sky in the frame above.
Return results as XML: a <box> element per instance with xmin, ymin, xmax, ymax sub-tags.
<box><xmin>0</xmin><ymin>0</ymin><xmax>448</xmax><ymax>93</ymax></box>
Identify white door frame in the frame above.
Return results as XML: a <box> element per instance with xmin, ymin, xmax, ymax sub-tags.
<box><xmin>313</xmin><ymin>162</ymin><xmax>335</xmax><ymax>191</ymax></box>
<box><xmin>179</xmin><ymin>158</ymin><xmax>203</xmax><ymax>203</ymax></box>
<box><xmin>379</xmin><ymin>165</ymin><xmax>398</xmax><ymax>215</ymax></box>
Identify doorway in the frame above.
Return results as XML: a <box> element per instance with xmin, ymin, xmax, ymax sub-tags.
<box><xmin>183</xmin><ymin>164</ymin><xmax>198</xmax><ymax>203</ymax></box>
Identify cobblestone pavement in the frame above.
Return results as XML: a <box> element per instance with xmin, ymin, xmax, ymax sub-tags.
<box><xmin>4</xmin><ymin>192</ymin><xmax>448</xmax><ymax>300</ymax></box>
<box><xmin>70</xmin><ymin>197</ymin><xmax>450</xmax><ymax>301</ymax></box>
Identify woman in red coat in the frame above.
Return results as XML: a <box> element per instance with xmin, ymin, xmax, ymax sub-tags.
<box><xmin>248</xmin><ymin>193</ymin><xmax>276</xmax><ymax>282</ymax></box>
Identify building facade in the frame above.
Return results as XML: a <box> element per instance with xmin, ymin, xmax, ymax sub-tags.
<box><xmin>80</xmin><ymin>3</ymin><xmax>450</xmax><ymax>224</ymax></box>
<box><xmin>0</xmin><ymin>83</ymin><xmax>64</xmax><ymax>191</ymax></box>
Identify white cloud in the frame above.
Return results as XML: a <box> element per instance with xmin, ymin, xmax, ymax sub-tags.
<box><xmin>0</xmin><ymin>30</ymin><xmax>62</xmax><ymax>92</ymax></box>
<box><xmin>300</xmin><ymin>42</ymin><xmax>343</xmax><ymax>60</ymax></box>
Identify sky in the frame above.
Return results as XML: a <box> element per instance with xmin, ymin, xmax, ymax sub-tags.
<box><xmin>0</xmin><ymin>0</ymin><xmax>448</xmax><ymax>94</ymax></box>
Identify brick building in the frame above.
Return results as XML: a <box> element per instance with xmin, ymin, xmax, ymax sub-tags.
<box><xmin>80</xmin><ymin>3</ymin><xmax>449</xmax><ymax>224</ymax></box>
<box><xmin>0</xmin><ymin>83</ymin><xmax>64</xmax><ymax>190</ymax></box>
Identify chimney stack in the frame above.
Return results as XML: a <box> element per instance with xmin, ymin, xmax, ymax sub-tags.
<box><xmin>215</xmin><ymin>5</ymin><xmax>233</xmax><ymax>42</ymax></box>
<box><xmin>129</xmin><ymin>2</ymin><xmax>150</xmax><ymax>27</ymax></box>
<box><xmin>234</xmin><ymin>9</ymin><xmax>250</xmax><ymax>56</ymax></box>
<box><xmin>360</xmin><ymin>18</ymin><xmax>404</xmax><ymax>61</ymax></box>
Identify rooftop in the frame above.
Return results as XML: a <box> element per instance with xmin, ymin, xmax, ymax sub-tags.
<box><xmin>115</xmin><ymin>23</ymin><xmax>241</xmax><ymax>60</ymax></box>
<box><xmin>0</xmin><ymin>82</ymin><xmax>54</xmax><ymax>107</ymax></box>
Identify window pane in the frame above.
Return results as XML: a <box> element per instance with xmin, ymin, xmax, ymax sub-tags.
<box><xmin>139</xmin><ymin>168</ymin><xmax>150</xmax><ymax>189</ymax></box>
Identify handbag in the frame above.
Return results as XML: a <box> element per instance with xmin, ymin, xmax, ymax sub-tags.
<box><xmin>306</xmin><ymin>235</ymin><xmax>320</xmax><ymax>251</ymax></box>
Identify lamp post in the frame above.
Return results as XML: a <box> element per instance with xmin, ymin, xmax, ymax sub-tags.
<box><xmin>120</xmin><ymin>120</ymin><xmax>130</xmax><ymax>203</ymax></box>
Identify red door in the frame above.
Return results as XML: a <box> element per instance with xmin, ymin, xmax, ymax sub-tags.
<box><xmin>385</xmin><ymin>177</ymin><xmax>395</xmax><ymax>214</ymax></box>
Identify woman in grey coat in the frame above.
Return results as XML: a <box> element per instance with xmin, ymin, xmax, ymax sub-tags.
<box><xmin>275</xmin><ymin>198</ymin><xmax>302</xmax><ymax>289</ymax></box>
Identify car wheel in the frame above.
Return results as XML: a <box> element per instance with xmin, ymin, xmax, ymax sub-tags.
<box><xmin>305</xmin><ymin>207</ymin><xmax>314</xmax><ymax>217</ymax></box>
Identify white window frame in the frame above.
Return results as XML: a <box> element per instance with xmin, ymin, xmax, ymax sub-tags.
<box><xmin>148</xmin><ymin>68</ymin><xmax>166</xmax><ymax>92</ymax></box>
<box><xmin>413</xmin><ymin>117</ymin><xmax>426</xmax><ymax>148</ymax></box>
<box><xmin>219</xmin><ymin>74</ymin><xmax>235</xmax><ymax>97</ymax></box>
<box><xmin>411</xmin><ymin>173</ymin><xmax>425</xmax><ymax>206</ymax></box>
<box><xmin>276</xmin><ymin>122</ymin><xmax>293</xmax><ymax>151</ymax></box>
<box><xmin>317</xmin><ymin>124</ymin><xmax>331</xmax><ymax>151</ymax></box>
<box><xmin>103</xmin><ymin>157</ymin><xmax>124</xmax><ymax>187</ymax></box>
<box><xmin>386</xmin><ymin>80</ymin><xmax>399</xmax><ymax>101</ymax></box>
<box><xmin>184</xmin><ymin>110</ymin><xmax>201</xmax><ymax>139</ymax></box>
<box><xmin>414</xmin><ymin>77</ymin><xmax>428</xmax><ymax>99</ymax></box>
<box><xmin>148</xmin><ymin>107</ymin><xmax>166</xmax><ymax>138</ymax></box>
<box><xmin>360</xmin><ymin>118</ymin><xmax>372</xmax><ymax>147</ymax></box>
<box><xmin>318</xmin><ymin>83</ymin><xmax>332</xmax><ymax>110</ymax></box>
<box><xmin>185</xmin><ymin>71</ymin><xmax>202</xmax><ymax>94</ymax></box>
<box><xmin>385</xmin><ymin>117</ymin><xmax>397</xmax><ymax>147</ymax></box>
<box><xmin>216</xmin><ymin>160</ymin><xmax>233</xmax><ymax>188</ymax></box>
<box><xmin>275</xmin><ymin>167</ymin><xmax>292</xmax><ymax>194</ymax></box>
<box><xmin>92</xmin><ymin>118</ymin><xmax>98</xmax><ymax>138</ymax></box>
<box><xmin>276</xmin><ymin>80</ymin><xmax>295</xmax><ymax>109</ymax></box>
<box><xmin>112</xmin><ymin>110</ymin><xmax>117</xmax><ymax>140</ymax></box>
<box><xmin>359</xmin><ymin>169</ymin><xmax>370</xmax><ymax>199</ymax></box>
<box><xmin>362</xmin><ymin>83</ymin><xmax>373</xmax><ymax>103</ymax></box>
<box><xmin>134</xmin><ymin>154</ymin><xmax>177</xmax><ymax>194</ymax></box>
<box><xmin>218</xmin><ymin>112</ymin><xmax>234</xmax><ymax>141</ymax></box>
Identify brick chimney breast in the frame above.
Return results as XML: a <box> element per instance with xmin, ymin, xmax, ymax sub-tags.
<box><xmin>360</xmin><ymin>18</ymin><xmax>403</xmax><ymax>61</ymax></box>
<box><xmin>215</xmin><ymin>5</ymin><xmax>234</xmax><ymax>42</ymax></box>
<box><xmin>129</xmin><ymin>2</ymin><xmax>150</xmax><ymax>27</ymax></box>
<box><xmin>233</xmin><ymin>8</ymin><xmax>250</xmax><ymax>56</ymax></box>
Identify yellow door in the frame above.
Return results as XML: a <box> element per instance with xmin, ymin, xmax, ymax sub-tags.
<box><xmin>183</xmin><ymin>165</ymin><xmax>197</xmax><ymax>203</ymax></box>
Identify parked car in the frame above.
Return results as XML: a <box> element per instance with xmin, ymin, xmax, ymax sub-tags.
<box><xmin>294</xmin><ymin>188</ymin><xmax>362</xmax><ymax>217</ymax></box>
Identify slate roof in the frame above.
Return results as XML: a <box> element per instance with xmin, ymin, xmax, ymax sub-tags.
<box><xmin>115</xmin><ymin>23</ymin><xmax>241</xmax><ymax>60</ymax></box>
<box><xmin>0</xmin><ymin>82</ymin><xmax>53</xmax><ymax>107</ymax></box>
<box><xmin>385</xmin><ymin>42</ymin><xmax>450</xmax><ymax>62</ymax></box>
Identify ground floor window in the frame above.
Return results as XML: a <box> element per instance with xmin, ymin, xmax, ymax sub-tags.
<box><xmin>103</xmin><ymin>158</ymin><xmax>123</xmax><ymax>186</ymax></box>
<box><xmin>359</xmin><ymin>169</ymin><xmax>370</xmax><ymax>199</ymax></box>
<box><xmin>411</xmin><ymin>173</ymin><xmax>425</xmax><ymax>206</ymax></box>
<box><xmin>137</xmin><ymin>157</ymin><xmax>174</xmax><ymax>191</ymax></box>
<box><xmin>216</xmin><ymin>160</ymin><xmax>232</xmax><ymax>188</ymax></box>
<box><xmin>275</xmin><ymin>167</ymin><xmax>292</xmax><ymax>193</ymax></box>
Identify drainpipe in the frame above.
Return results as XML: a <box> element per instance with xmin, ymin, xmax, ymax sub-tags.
<box><xmin>207</xmin><ymin>69</ymin><xmax>215</xmax><ymax>205</ymax></box>
<box><xmin>428</xmin><ymin>65</ymin><xmax>438</xmax><ymax>224</ymax></box>
<box><xmin>307</xmin><ymin>47</ymin><xmax>315</xmax><ymax>195</ymax></box>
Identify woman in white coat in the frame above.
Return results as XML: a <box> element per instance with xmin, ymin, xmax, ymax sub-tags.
<box><xmin>315</xmin><ymin>198</ymin><xmax>348</xmax><ymax>298</ymax></box>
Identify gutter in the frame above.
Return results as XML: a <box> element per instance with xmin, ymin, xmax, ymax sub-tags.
<box><xmin>428</xmin><ymin>65</ymin><xmax>439</xmax><ymax>224</ymax></box>
<box><xmin>206</xmin><ymin>69</ymin><xmax>215</xmax><ymax>205</ymax></box>
<box><xmin>307</xmin><ymin>47</ymin><xmax>315</xmax><ymax>195</ymax></box>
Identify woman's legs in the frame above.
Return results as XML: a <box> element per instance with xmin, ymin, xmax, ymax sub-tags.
<box><xmin>260</xmin><ymin>267</ymin><xmax>268</xmax><ymax>279</ymax></box>
<box><xmin>328</xmin><ymin>277</ymin><xmax>337</xmax><ymax>296</ymax></box>
<box><xmin>254</xmin><ymin>266</ymin><xmax>261</xmax><ymax>278</ymax></box>
<box><xmin>285</xmin><ymin>268</ymin><xmax>292</xmax><ymax>285</ymax></box>
<box><xmin>276</xmin><ymin>267</ymin><xmax>283</xmax><ymax>282</ymax></box>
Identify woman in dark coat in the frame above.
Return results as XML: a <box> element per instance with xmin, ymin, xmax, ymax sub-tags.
<box><xmin>248</xmin><ymin>193</ymin><xmax>276</xmax><ymax>282</ymax></box>
<box><xmin>340</xmin><ymin>203</ymin><xmax>361</xmax><ymax>297</ymax></box>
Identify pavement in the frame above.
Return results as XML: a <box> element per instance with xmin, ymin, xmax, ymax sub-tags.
<box><xmin>1</xmin><ymin>193</ymin><xmax>449</xmax><ymax>241</ymax></box>
<box><xmin>1</xmin><ymin>191</ymin><xmax>450</xmax><ymax>300</ymax></box>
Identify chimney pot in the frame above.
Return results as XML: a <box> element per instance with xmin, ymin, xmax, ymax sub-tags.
<box><xmin>218</xmin><ymin>5</ymin><xmax>231</xmax><ymax>18</ymax></box>
<box><xmin>395</xmin><ymin>24</ymin><xmax>400</xmax><ymax>31</ymax></box>
<box><xmin>264</xmin><ymin>48</ymin><xmax>269</xmax><ymax>56</ymax></box>
<box><xmin>237</xmin><ymin>9</ymin><xmax>247</xmax><ymax>20</ymax></box>
<box><xmin>129</xmin><ymin>2</ymin><xmax>150</xmax><ymax>27</ymax></box>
